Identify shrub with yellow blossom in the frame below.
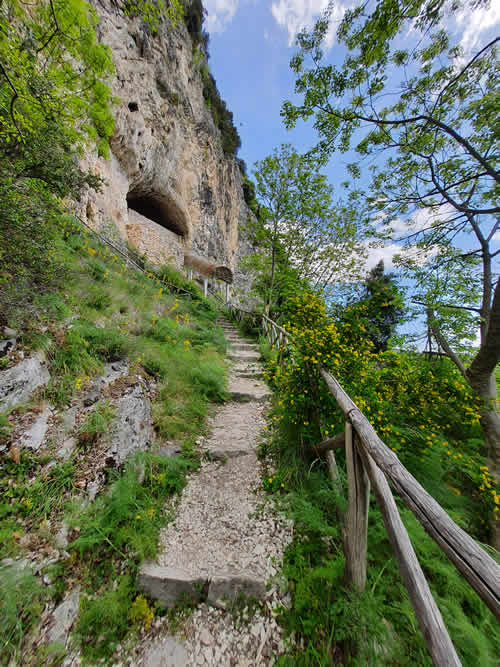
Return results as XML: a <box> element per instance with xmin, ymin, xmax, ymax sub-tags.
<box><xmin>264</xmin><ymin>291</ymin><xmax>499</xmax><ymax>536</ymax></box>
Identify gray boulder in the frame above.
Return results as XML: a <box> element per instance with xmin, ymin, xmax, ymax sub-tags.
<box><xmin>19</xmin><ymin>404</ymin><xmax>53</xmax><ymax>451</ymax></box>
<box><xmin>0</xmin><ymin>356</ymin><xmax>50</xmax><ymax>411</ymax></box>
<box><xmin>107</xmin><ymin>381</ymin><xmax>153</xmax><ymax>466</ymax></box>
<box><xmin>46</xmin><ymin>590</ymin><xmax>81</xmax><ymax>645</ymax></box>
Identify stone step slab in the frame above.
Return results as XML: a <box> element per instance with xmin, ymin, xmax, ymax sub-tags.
<box><xmin>230</xmin><ymin>343</ymin><xmax>258</xmax><ymax>352</ymax></box>
<box><xmin>137</xmin><ymin>563</ymin><xmax>267</xmax><ymax>610</ymax></box>
<box><xmin>229</xmin><ymin>378</ymin><xmax>270</xmax><ymax>403</ymax></box>
<box><xmin>232</xmin><ymin>363</ymin><xmax>263</xmax><ymax>379</ymax></box>
<box><xmin>138</xmin><ymin>564</ymin><xmax>206</xmax><ymax>607</ymax></box>
<box><xmin>207</xmin><ymin>574</ymin><xmax>267</xmax><ymax>609</ymax></box>
<box><xmin>228</xmin><ymin>351</ymin><xmax>261</xmax><ymax>362</ymax></box>
<box><xmin>208</xmin><ymin>447</ymin><xmax>250</xmax><ymax>461</ymax></box>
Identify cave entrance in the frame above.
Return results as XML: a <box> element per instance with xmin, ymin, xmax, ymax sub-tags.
<box><xmin>126</xmin><ymin>190</ymin><xmax>187</xmax><ymax>238</ymax></box>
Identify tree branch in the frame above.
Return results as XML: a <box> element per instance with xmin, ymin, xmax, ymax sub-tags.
<box><xmin>426</xmin><ymin>307</ymin><xmax>468</xmax><ymax>379</ymax></box>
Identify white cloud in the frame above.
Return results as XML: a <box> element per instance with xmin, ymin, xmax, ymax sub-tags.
<box><xmin>389</xmin><ymin>204</ymin><xmax>456</xmax><ymax>239</ymax></box>
<box><xmin>363</xmin><ymin>242</ymin><xmax>439</xmax><ymax>273</ymax></box>
<box><xmin>270</xmin><ymin>0</ymin><xmax>353</xmax><ymax>47</ymax></box>
<box><xmin>204</xmin><ymin>0</ymin><xmax>240</xmax><ymax>34</ymax></box>
<box><xmin>455</xmin><ymin>2</ymin><xmax>500</xmax><ymax>56</ymax></box>
<box><xmin>364</xmin><ymin>243</ymin><xmax>402</xmax><ymax>272</ymax></box>
<box><xmin>492</xmin><ymin>231</ymin><xmax>500</xmax><ymax>243</ymax></box>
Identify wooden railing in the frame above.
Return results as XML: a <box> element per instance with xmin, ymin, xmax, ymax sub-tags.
<box><xmin>225</xmin><ymin>302</ymin><xmax>500</xmax><ymax>667</ymax></box>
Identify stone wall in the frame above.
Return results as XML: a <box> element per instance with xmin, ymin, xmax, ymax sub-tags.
<box><xmin>78</xmin><ymin>2</ymin><xmax>254</xmax><ymax>288</ymax></box>
<box><xmin>126</xmin><ymin>210</ymin><xmax>185</xmax><ymax>269</ymax></box>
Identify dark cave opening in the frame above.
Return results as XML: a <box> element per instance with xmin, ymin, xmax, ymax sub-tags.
<box><xmin>126</xmin><ymin>191</ymin><xmax>187</xmax><ymax>237</ymax></box>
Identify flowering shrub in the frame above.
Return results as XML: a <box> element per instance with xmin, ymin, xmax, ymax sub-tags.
<box><xmin>265</xmin><ymin>292</ymin><xmax>499</xmax><ymax>535</ymax></box>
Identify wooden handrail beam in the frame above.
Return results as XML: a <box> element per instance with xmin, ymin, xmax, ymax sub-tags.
<box><xmin>320</xmin><ymin>368</ymin><xmax>500</xmax><ymax>619</ymax></box>
<box><xmin>311</xmin><ymin>431</ymin><xmax>345</xmax><ymax>456</ymax></box>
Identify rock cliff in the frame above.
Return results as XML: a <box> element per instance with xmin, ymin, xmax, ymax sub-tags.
<box><xmin>79</xmin><ymin>2</ymin><xmax>252</xmax><ymax>289</ymax></box>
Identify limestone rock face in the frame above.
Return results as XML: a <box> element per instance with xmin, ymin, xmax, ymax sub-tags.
<box><xmin>0</xmin><ymin>356</ymin><xmax>50</xmax><ymax>412</ymax></box>
<box><xmin>81</xmin><ymin>3</ymin><xmax>254</xmax><ymax>292</ymax></box>
<box><xmin>108</xmin><ymin>380</ymin><xmax>153</xmax><ymax>466</ymax></box>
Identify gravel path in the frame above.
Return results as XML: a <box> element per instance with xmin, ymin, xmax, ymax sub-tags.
<box><xmin>135</xmin><ymin>318</ymin><xmax>293</xmax><ymax>666</ymax></box>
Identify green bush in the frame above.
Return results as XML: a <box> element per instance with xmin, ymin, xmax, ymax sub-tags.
<box><xmin>34</xmin><ymin>293</ymin><xmax>73</xmax><ymax>322</ymax></box>
<box><xmin>156</xmin><ymin>264</ymin><xmax>203</xmax><ymax>300</ymax></box>
<box><xmin>259</xmin><ymin>336</ymin><xmax>278</xmax><ymax>364</ymax></box>
<box><xmin>71</xmin><ymin>453</ymin><xmax>195</xmax><ymax>562</ymax></box>
<box><xmin>0</xmin><ymin>413</ymin><xmax>11</xmax><ymax>447</ymax></box>
<box><xmin>1</xmin><ymin>460</ymin><xmax>75</xmax><ymax>521</ymax></box>
<box><xmin>74</xmin><ymin>322</ymin><xmax>128</xmax><ymax>361</ymax></box>
<box><xmin>190</xmin><ymin>357</ymin><xmax>227</xmax><ymax>402</ymax></box>
<box><xmin>78</xmin><ymin>401</ymin><xmax>115</xmax><ymax>446</ymax></box>
<box><xmin>87</xmin><ymin>257</ymin><xmax>108</xmax><ymax>282</ymax></box>
<box><xmin>142</xmin><ymin>355</ymin><xmax>169</xmax><ymax>379</ymax></box>
<box><xmin>0</xmin><ymin>564</ymin><xmax>47</xmax><ymax>663</ymax></box>
<box><xmin>84</xmin><ymin>287</ymin><xmax>112</xmax><ymax>311</ymax></box>
<box><xmin>75</xmin><ymin>576</ymin><xmax>133</xmax><ymax>662</ymax></box>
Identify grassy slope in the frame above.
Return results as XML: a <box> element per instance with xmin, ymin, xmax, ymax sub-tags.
<box><xmin>0</xmin><ymin>219</ymin><xmax>228</xmax><ymax>663</ymax></box>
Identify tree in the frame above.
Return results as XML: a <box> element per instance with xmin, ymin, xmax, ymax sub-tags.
<box><xmin>282</xmin><ymin>0</ymin><xmax>500</xmax><ymax>545</ymax></box>
<box><xmin>247</xmin><ymin>143</ymin><xmax>367</xmax><ymax>313</ymax></box>
<box><xmin>350</xmin><ymin>260</ymin><xmax>404</xmax><ymax>352</ymax></box>
<box><xmin>0</xmin><ymin>0</ymin><xmax>116</xmax><ymax>320</ymax></box>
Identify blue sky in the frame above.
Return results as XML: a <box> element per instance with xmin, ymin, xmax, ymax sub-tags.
<box><xmin>203</xmin><ymin>0</ymin><xmax>500</xmax><ymax>272</ymax></box>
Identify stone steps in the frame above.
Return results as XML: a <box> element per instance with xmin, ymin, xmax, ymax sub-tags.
<box><xmin>135</xmin><ymin>321</ymin><xmax>281</xmax><ymax>611</ymax></box>
<box><xmin>228</xmin><ymin>350</ymin><xmax>261</xmax><ymax>362</ymax></box>
<box><xmin>138</xmin><ymin>564</ymin><xmax>266</xmax><ymax>611</ymax></box>
<box><xmin>229</xmin><ymin>377</ymin><xmax>270</xmax><ymax>403</ymax></box>
<box><xmin>229</xmin><ymin>342</ymin><xmax>258</xmax><ymax>352</ymax></box>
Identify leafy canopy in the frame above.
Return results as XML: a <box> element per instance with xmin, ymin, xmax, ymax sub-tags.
<box><xmin>0</xmin><ymin>0</ymin><xmax>115</xmax><ymax>319</ymax></box>
<box><xmin>246</xmin><ymin>143</ymin><xmax>368</xmax><ymax>312</ymax></box>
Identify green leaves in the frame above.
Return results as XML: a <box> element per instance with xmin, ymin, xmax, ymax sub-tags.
<box><xmin>0</xmin><ymin>0</ymin><xmax>115</xmax><ymax>319</ymax></box>
<box><xmin>122</xmin><ymin>0</ymin><xmax>184</xmax><ymax>33</ymax></box>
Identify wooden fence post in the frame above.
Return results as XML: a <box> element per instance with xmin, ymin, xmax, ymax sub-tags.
<box><xmin>344</xmin><ymin>422</ymin><xmax>370</xmax><ymax>591</ymax></box>
<box><xmin>359</xmin><ymin>447</ymin><xmax>462</xmax><ymax>666</ymax></box>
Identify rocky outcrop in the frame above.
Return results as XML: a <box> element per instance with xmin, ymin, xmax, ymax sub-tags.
<box><xmin>81</xmin><ymin>3</ymin><xmax>254</xmax><ymax>293</ymax></box>
<box><xmin>0</xmin><ymin>355</ymin><xmax>50</xmax><ymax>412</ymax></box>
<box><xmin>107</xmin><ymin>379</ymin><xmax>153</xmax><ymax>466</ymax></box>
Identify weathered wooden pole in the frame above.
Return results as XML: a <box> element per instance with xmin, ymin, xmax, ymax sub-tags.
<box><xmin>344</xmin><ymin>422</ymin><xmax>370</xmax><ymax>591</ymax></box>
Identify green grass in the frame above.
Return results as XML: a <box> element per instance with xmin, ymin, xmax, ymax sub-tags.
<box><xmin>0</xmin><ymin>563</ymin><xmax>47</xmax><ymax>663</ymax></box>
<box><xmin>74</xmin><ymin>576</ymin><xmax>134</xmax><ymax>662</ymax></box>
<box><xmin>0</xmin><ymin>221</ymin><xmax>230</xmax><ymax>661</ymax></box>
<box><xmin>258</xmin><ymin>335</ymin><xmax>278</xmax><ymax>365</ymax></box>
<box><xmin>0</xmin><ymin>451</ymin><xmax>75</xmax><ymax>525</ymax></box>
<box><xmin>78</xmin><ymin>401</ymin><xmax>115</xmax><ymax>447</ymax></box>
<box><xmin>264</xmin><ymin>431</ymin><xmax>500</xmax><ymax>666</ymax></box>
<box><xmin>69</xmin><ymin>451</ymin><xmax>197</xmax><ymax>661</ymax></box>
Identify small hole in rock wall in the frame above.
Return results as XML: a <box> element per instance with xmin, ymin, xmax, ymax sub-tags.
<box><xmin>139</xmin><ymin>163</ymin><xmax>144</xmax><ymax>170</ymax></box>
<box><xmin>128</xmin><ymin>102</ymin><xmax>139</xmax><ymax>112</ymax></box>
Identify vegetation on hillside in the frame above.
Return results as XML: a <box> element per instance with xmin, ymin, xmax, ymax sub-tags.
<box><xmin>243</xmin><ymin>144</ymin><xmax>368</xmax><ymax>311</ymax></box>
<box><xmin>0</xmin><ymin>0</ymin><xmax>115</xmax><ymax>323</ymax></box>
<box><xmin>236</xmin><ymin>1</ymin><xmax>500</xmax><ymax>661</ymax></box>
<box><xmin>0</xmin><ymin>219</ymin><xmax>228</xmax><ymax>663</ymax></box>
<box><xmin>184</xmin><ymin>0</ymin><xmax>242</xmax><ymax>157</ymax></box>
